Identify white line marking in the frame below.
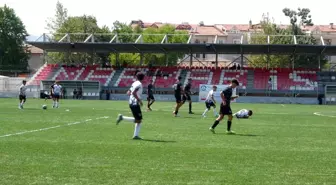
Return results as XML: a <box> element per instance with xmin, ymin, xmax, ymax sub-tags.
<box><xmin>0</xmin><ymin>116</ymin><xmax>110</xmax><ymax>138</ymax></box>
<box><xmin>313</xmin><ymin>112</ymin><xmax>336</xmax><ymax>118</ymax></box>
<box><xmin>281</xmin><ymin>104</ymin><xmax>285</xmax><ymax>107</ymax></box>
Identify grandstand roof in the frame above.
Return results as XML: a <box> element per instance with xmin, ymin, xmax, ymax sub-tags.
<box><xmin>27</xmin><ymin>33</ymin><xmax>336</xmax><ymax>55</ymax></box>
<box><xmin>27</xmin><ymin>42</ymin><xmax>336</xmax><ymax>55</ymax></box>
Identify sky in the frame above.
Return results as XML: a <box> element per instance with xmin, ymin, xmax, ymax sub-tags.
<box><xmin>1</xmin><ymin>0</ymin><xmax>335</xmax><ymax>37</ymax></box>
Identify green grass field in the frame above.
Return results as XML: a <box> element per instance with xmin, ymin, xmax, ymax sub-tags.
<box><xmin>0</xmin><ymin>98</ymin><xmax>335</xmax><ymax>185</ymax></box>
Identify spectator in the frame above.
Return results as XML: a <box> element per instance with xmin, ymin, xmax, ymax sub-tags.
<box><xmin>78</xmin><ymin>88</ymin><xmax>83</xmax><ymax>99</ymax></box>
<box><xmin>73</xmin><ymin>89</ymin><xmax>77</xmax><ymax>99</ymax></box>
<box><xmin>106</xmin><ymin>90</ymin><xmax>111</xmax><ymax>100</ymax></box>
<box><xmin>268</xmin><ymin>77</ymin><xmax>272</xmax><ymax>90</ymax></box>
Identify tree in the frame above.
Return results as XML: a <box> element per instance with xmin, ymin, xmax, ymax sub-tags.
<box><xmin>109</xmin><ymin>23</ymin><xmax>188</xmax><ymax>66</ymax></box>
<box><xmin>248</xmin><ymin>10</ymin><xmax>326</xmax><ymax>69</ymax></box>
<box><xmin>49</xmin><ymin>14</ymin><xmax>109</xmax><ymax>64</ymax></box>
<box><xmin>282</xmin><ymin>8</ymin><xmax>313</xmax><ymax>35</ymax></box>
<box><xmin>282</xmin><ymin>7</ymin><xmax>326</xmax><ymax>68</ymax></box>
<box><xmin>0</xmin><ymin>5</ymin><xmax>29</xmax><ymax>72</ymax></box>
<box><xmin>109</xmin><ymin>21</ymin><xmax>139</xmax><ymax>66</ymax></box>
<box><xmin>46</xmin><ymin>1</ymin><xmax>68</xmax><ymax>34</ymax></box>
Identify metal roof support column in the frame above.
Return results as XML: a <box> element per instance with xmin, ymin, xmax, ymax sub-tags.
<box><xmin>267</xmin><ymin>35</ymin><xmax>270</xmax><ymax>69</ymax></box>
<box><xmin>116</xmin><ymin>53</ymin><xmax>120</xmax><ymax>67</ymax></box>
<box><xmin>140</xmin><ymin>53</ymin><xmax>144</xmax><ymax>66</ymax></box>
<box><xmin>190</xmin><ymin>53</ymin><xmax>193</xmax><ymax>67</ymax></box>
<box><xmin>241</xmin><ymin>53</ymin><xmax>244</xmax><ymax>68</ymax></box>
<box><xmin>215</xmin><ymin>53</ymin><xmax>218</xmax><ymax>69</ymax></box>
<box><xmin>318</xmin><ymin>55</ymin><xmax>321</xmax><ymax>71</ymax></box>
<box><xmin>165</xmin><ymin>53</ymin><xmax>168</xmax><ymax>66</ymax></box>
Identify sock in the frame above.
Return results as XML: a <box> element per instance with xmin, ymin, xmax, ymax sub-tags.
<box><xmin>211</xmin><ymin>120</ymin><xmax>220</xmax><ymax>129</ymax></box>
<box><xmin>189</xmin><ymin>102</ymin><xmax>192</xmax><ymax>112</ymax></box>
<box><xmin>134</xmin><ymin>123</ymin><xmax>141</xmax><ymax>137</ymax></box>
<box><xmin>202</xmin><ymin>109</ymin><xmax>209</xmax><ymax>116</ymax></box>
<box><xmin>53</xmin><ymin>101</ymin><xmax>56</xmax><ymax>107</ymax></box>
<box><xmin>227</xmin><ymin>121</ymin><xmax>232</xmax><ymax>131</ymax></box>
<box><xmin>123</xmin><ymin>116</ymin><xmax>135</xmax><ymax>122</ymax></box>
<box><xmin>174</xmin><ymin>109</ymin><xmax>179</xmax><ymax>115</ymax></box>
<box><xmin>213</xmin><ymin>108</ymin><xmax>217</xmax><ymax>116</ymax></box>
<box><xmin>56</xmin><ymin>102</ymin><xmax>59</xmax><ymax>107</ymax></box>
<box><xmin>149</xmin><ymin>101</ymin><xmax>154</xmax><ymax>106</ymax></box>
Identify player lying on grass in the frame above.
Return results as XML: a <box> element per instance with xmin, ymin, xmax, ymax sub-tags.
<box><xmin>209</xmin><ymin>79</ymin><xmax>239</xmax><ymax>134</ymax></box>
<box><xmin>202</xmin><ymin>85</ymin><xmax>218</xmax><ymax>117</ymax></box>
<box><xmin>234</xmin><ymin>109</ymin><xmax>253</xmax><ymax>119</ymax></box>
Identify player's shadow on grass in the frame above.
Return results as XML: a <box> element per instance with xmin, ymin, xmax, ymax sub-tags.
<box><xmin>217</xmin><ymin>133</ymin><xmax>262</xmax><ymax>137</ymax></box>
<box><xmin>140</xmin><ymin>139</ymin><xmax>176</xmax><ymax>143</ymax></box>
<box><xmin>234</xmin><ymin>134</ymin><xmax>261</xmax><ymax>137</ymax></box>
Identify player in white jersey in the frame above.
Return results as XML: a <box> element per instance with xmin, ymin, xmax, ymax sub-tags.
<box><xmin>18</xmin><ymin>80</ymin><xmax>27</xmax><ymax>109</ymax></box>
<box><xmin>116</xmin><ymin>73</ymin><xmax>145</xmax><ymax>140</ymax></box>
<box><xmin>202</xmin><ymin>86</ymin><xmax>218</xmax><ymax>117</ymax></box>
<box><xmin>51</xmin><ymin>81</ymin><xmax>62</xmax><ymax>108</ymax></box>
<box><xmin>234</xmin><ymin>109</ymin><xmax>253</xmax><ymax>119</ymax></box>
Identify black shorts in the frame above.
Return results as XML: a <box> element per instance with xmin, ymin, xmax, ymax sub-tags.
<box><xmin>220</xmin><ymin>104</ymin><xmax>232</xmax><ymax>115</ymax></box>
<box><xmin>175</xmin><ymin>94</ymin><xmax>182</xmax><ymax>103</ymax></box>
<box><xmin>147</xmin><ymin>94</ymin><xmax>155</xmax><ymax>101</ymax></box>
<box><xmin>19</xmin><ymin>95</ymin><xmax>26</xmax><ymax>102</ymax></box>
<box><xmin>205</xmin><ymin>101</ymin><xmax>216</xmax><ymax>109</ymax></box>
<box><xmin>182</xmin><ymin>94</ymin><xmax>191</xmax><ymax>102</ymax></box>
<box><xmin>53</xmin><ymin>94</ymin><xmax>60</xmax><ymax>99</ymax></box>
<box><xmin>130</xmin><ymin>104</ymin><xmax>143</xmax><ymax>120</ymax></box>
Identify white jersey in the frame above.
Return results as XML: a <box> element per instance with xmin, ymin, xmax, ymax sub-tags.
<box><xmin>205</xmin><ymin>90</ymin><xmax>215</xmax><ymax>102</ymax></box>
<box><xmin>129</xmin><ymin>81</ymin><xmax>143</xmax><ymax>105</ymax></box>
<box><xmin>52</xmin><ymin>84</ymin><xmax>62</xmax><ymax>95</ymax></box>
<box><xmin>235</xmin><ymin>109</ymin><xmax>249</xmax><ymax>118</ymax></box>
<box><xmin>19</xmin><ymin>84</ymin><xmax>27</xmax><ymax>96</ymax></box>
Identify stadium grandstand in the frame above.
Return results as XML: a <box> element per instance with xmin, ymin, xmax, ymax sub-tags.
<box><xmin>1</xmin><ymin>21</ymin><xmax>336</xmax><ymax>104</ymax></box>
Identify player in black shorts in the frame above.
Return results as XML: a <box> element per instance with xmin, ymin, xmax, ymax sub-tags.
<box><xmin>18</xmin><ymin>80</ymin><xmax>27</xmax><ymax>109</ymax></box>
<box><xmin>147</xmin><ymin>80</ymin><xmax>155</xmax><ymax>111</ymax></box>
<box><xmin>209</xmin><ymin>79</ymin><xmax>239</xmax><ymax>134</ymax></box>
<box><xmin>182</xmin><ymin>78</ymin><xmax>194</xmax><ymax>114</ymax></box>
<box><xmin>173</xmin><ymin>76</ymin><xmax>183</xmax><ymax>117</ymax></box>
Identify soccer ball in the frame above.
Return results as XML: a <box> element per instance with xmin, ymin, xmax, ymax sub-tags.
<box><xmin>42</xmin><ymin>105</ymin><xmax>47</xmax><ymax>110</ymax></box>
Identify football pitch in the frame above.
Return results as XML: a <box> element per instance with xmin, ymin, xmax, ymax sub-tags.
<box><xmin>0</xmin><ymin>98</ymin><xmax>335</xmax><ymax>185</ymax></box>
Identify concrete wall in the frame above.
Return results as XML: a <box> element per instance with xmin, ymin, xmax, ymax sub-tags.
<box><xmin>0</xmin><ymin>92</ymin><xmax>320</xmax><ymax>105</ymax></box>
